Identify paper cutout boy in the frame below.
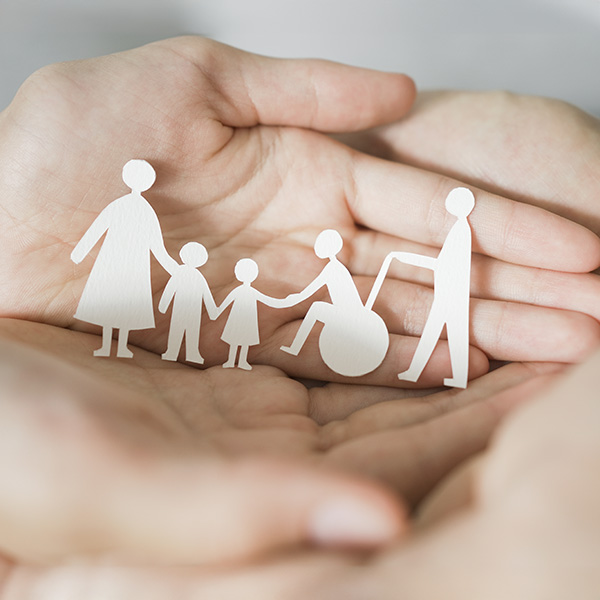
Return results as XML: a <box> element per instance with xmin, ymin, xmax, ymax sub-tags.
<box><xmin>159</xmin><ymin>242</ymin><xmax>218</xmax><ymax>364</ymax></box>
<box><xmin>217</xmin><ymin>258</ymin><xmax>288</xmax><ymax>370</ymax></box>
<box><xmin>71</xmin><ymin>159</ymin><xmax>177</xmax><ymax>358</ymax></box>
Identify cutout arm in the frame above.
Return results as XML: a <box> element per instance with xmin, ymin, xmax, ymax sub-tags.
<box><xmin>285</xmin><ymin>269</ymin><xmax>328</xmax><ymax>306</ymax></box>
<box><xmin>148</xmin><ymin>212</ymin><xmax>178</xmax><ymax>275</ymax></box>
<box><xmin>158</xmin><ymin>278</ymin><xmax>177</xmax><ymax>314</ymax></box>
<box><xmin>254</xmin><ymin>290</ymin><xmax>289</xmax><ymax>309</ymax></box>
<box><xmin>202</xmin><ymin>283</ymin><xmax>219</xmax><ymax>321</ymax></box>
<box><xmin>366</xmin><ymin>251</ymin><xmax>437</xmax><ymax>310</ymax></box>
<box><xmin>215</xmin><ymin>290</ymin><xmax>236</xmax><ymax>318</ymax></box>
<box><xmin>152</xmin><ymin>244</ymin><xmax>178</xmax><ymax>276</ymax></box>
<box><xmin>390</xmin><ymin>252</ymin><xmax>437</xmax><ymax>270</ymax></box>
<box><xmin>70</xmin><ymin>208</ymin><xmax>111</xmax><ymax>264</ymax></box>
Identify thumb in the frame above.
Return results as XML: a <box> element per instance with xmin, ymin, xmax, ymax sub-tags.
<box><xmin>0</xmin><ymin>450</ymin><xmax>406</xmax><ymax>564</ymax></box>
<box><xmin>94</xmin><ymin>457</ymin><xmax>407</xmax><ymax>564</ymax></box>
<box><xmin>162</xmin><ymin>36</ymin><xmax>416</xmax><ymax>131</ymax></box>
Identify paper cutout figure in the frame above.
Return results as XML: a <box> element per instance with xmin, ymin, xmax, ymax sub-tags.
<box><xmin>217</xmin><ymin>258</ymin><xmax>287</xmax><ymax>370</ymax></box>
<box><xmin>159</xmin><ymin>242</ymin><xmax>218</xmax><ymax>364</ymax></box>
<box><xmin>281</xmin><ymin>229</ymin><xmax>389</xmax><ymax>377</ymax></box>
<box><xmin>71</xmin><ymin>159</ymin><xmax>177</xmax><ymax>358</ymax></box>
<box><xmin>70</xmin><ymin>158</ymin><xmax>475</xmax><ymax>389</ymax></box>
<box><xmin>367</xmin><ymin>187</ymin><xmax>475</xmax><ymax>388</ymax></box>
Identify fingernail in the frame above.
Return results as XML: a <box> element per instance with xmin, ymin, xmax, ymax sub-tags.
<box><xmin>308</xmin><ymin>498</ymin><xmax>399</xmax><ymax>547</ymax></box>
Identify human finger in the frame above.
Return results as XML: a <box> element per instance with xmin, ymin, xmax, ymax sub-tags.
<box><xmin>321</xmin><ymin>365</ymin><xmax>558</xmax><ymax>506</ymax></box>
<box><xmin>161</xmin><ymin>37</ymin><xmax>416</xmax><ymax>131</ymax></box>
<box><xmin>351</xmin><ymin>231</ymin><xmax>600</xmax><ymax>322</ymax></box>
<box><xmin>312</xmin><ymin>361</ymin><xmax>561</xmax><ymax>430</ymax></box>
<box><xmin>4</xmin><ymin>552</ymin><xmax>354</xmax><ymax>600</ymax></box>
<box><xmin>367</xmin><ymin>277</ymin><xmax>600</xmax><ymax>363</ymax></box>
<box><xmin>347</xmin><ymin>151</ymin><xmax>600</xmax><ymax>272</ymax></box>
<box><xmin>365</xmin><ymin>91</ymin><xmax>600</xmax><ymax>237</ymax></box>
<box><xmin>0</xmin><ymin>333</ymin><xmax>405</xmax><ymax>564</ymax></box>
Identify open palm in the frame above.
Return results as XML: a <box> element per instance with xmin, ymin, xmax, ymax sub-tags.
<box><xmin>0</xmin><ymin>317</ymin><xmax>554</xmax><ymax>571</ymax></box>
<box><xmin>0</xmin><ymin>38</ymin><xmax>599</xmax><ymax>389</ymax></box>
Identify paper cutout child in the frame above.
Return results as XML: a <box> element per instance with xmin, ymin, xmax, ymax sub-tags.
<box><xmin>368</xmin><ymin>187</ymin><xmax>475</xmax><ymax>388</ymax></box>
<box><xmin>159</xmin><ymin>242</ymin><xmax>218</xmax><ymax>364</ymax></box>
<box><xmin>71</xmin><ymin>159</ymin><xmax>177</xmax><ymax>358</ymax></box>
<box><xmin>217</xmin><ymin>258</ymin><xmax>287</xmax><ymax>370</ymax></box>
<box><xmin>281</xmin><ymin>229</ymin><xmax>389</xmax><ymax>377</ymax></box>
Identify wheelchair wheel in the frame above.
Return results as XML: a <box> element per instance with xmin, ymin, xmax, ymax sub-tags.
<box><xmin>318</xmin><ymin>306</ymin><xmax>389</xmax><ymax>377</ymax></box>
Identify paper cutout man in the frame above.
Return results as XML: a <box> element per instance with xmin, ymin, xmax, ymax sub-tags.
<box><xmin>217</xmin><ymin>258</ymin><xmax>287</xmax><ymax>370</ymax></box>
<box><xmin>281</xmin><ymin>229</ymin><xmax>389</xmax><ymax>377</ymax></box>
<box><xmin>368</xmin><ymin>187</ymin><xmax>474</xmax><ymax>388</ymax></box>
<box><xmin>71</xmin><ymin>160</ymin><xmax>177</xmax><ymax>358</ymax></box>
<box><xmin>159</xmin><ymin>242</ymin><xmax>218</xmax><ymax>364</ymax></box>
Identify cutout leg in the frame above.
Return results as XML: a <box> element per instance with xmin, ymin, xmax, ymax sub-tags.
<box><xmin>398</xmin><ymin>310</ymin><xmax>445</xmax><ymax>382</ymax></box>
<box><xmin>223</xmin><ymin>345</ymin><xmax>238</xmax><ymax>368</ymax></box>
<box><xmin>162</xmin><ymin>323</ymin><xmax>184</xmax><ymax>362</ymax></box>
<box><xmin>94</xmin><ymin>326</ymin><xmax>113</xmax><ymax>357</ymax></box>
<box><xmin>443</xmin><ymin>314</ymin><xmax>469</xmax><ymax>389</ymax></box>
<box><xmin>184</xmin><ymin>325</ymin><xmax>204</xmax><ymax>365</ymax></box>
<box><xmin>238</xmin><ymin>346</ymin><xmax>252</xmax><ymax>370</ymax></box>
<box><xmin>116</xmin><ymin>328</ymin><xmax>133</xmax><ymax>359</ymax></box>
<box><xmin>281</xmin><ymin>302</ymin><xmax>330</xmax><ymax>356</ymax></box>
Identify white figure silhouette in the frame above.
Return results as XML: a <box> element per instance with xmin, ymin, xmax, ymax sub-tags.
<box><xmin>281</xmin><ymin>229</ymin><xmax>389</xmax><ymax>377</ymax></box>
<box><xmin>217</xmin><ymin>258</ymin><xmax>286</xmax><ymax>370</ymax></box>
<box><xmin>71</xmin><ymin>160</ymin><xmax>177</xmax><ymax>358</ymax></box>
<box><xmin>159</xmin><ymin>242</ymin><xmax>218</xmax><ymax>365</ymax></box>
<box><xmin>368</xmin><ymin>187</ymin><xmax>474</xmax><ymax>388</ymax></box>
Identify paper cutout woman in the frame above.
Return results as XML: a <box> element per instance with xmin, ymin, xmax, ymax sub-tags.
<box><xmin>217</xmin><ymin>258</ymin><xmax>287</xmax><ymax>370</ymax></box>
<box><xmin>159</xmin><ymin>242</ymin><xmax>218</xmax><ymax>365</ymax></box>
<box><xmin>71</xmin><ymin>159</ymin><xmax>177</xmax><ymax>358</ymax></box>
<box><xmin>280</xmin><ymin>229</ymin><xmax>389</xmax><ymax>377</ymax></box>
<box><xmin>367</xmin><ymin>187</ymin><xmax>475</xmax><ymax>388</ymax></box>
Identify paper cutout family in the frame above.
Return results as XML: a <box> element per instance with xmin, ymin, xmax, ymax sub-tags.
<box><xmin>71</xmin><ymin>160</ymin><xmax>474</xmax><ymax>388</ymax></box>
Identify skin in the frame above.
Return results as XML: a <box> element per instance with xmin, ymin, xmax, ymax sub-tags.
<box><xmin>0</xmin><ymin>318</ymin><xmax>554</xmax><ymax>568</ymax></box>
<box><xmin>2</xmin><ymin>347</ymin><xmax>597</xmax><ymax>600</ymax></box>
<box><xmin>1</xmin><ymin>39</ymin><xmax>600</xmax><ymax>594</ymax></box>
<box><xmin>0</xmin><ymin>40</ymin><xmax>599</xmax><ymax>387</ymax></box>
<box><xmin>342</xmin><ymin>90</ymin><xmax>600</xmax><ymax>237</ymax></box>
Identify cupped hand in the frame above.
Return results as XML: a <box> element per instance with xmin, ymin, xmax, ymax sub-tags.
<box><xmin>297</xmin><ymin>343</ymin><xmax>600</xmax><ymax>600</ymax></box>
<box><xmin>342</xmin><ymin>90</ymin><xmax>600</xmax><ymax>331</ymax></box>
<box><xmin>0</xmin><ymin>317</ymin><xmax>553</xmax><ymax>568</ymax></box>
<box><xmin>348</xmin><ymin>90</ymin><xmax>600</xmax><ymax>234</ymax></box>
<box><xmin>33</xmin><ymin>349</ymin><xmax>597</xmax><ymax>600</ymax></box>
<box><xmin>0</xmin><ymin>39</ymin><xmax>598</xmax><ymax>388</ymax></box>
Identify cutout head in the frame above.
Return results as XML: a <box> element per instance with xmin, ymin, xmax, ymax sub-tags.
<box><xmin>445</xmin><ymin>187</ymin><xmax>475</xmax><ymax>218</ymax></box>
<box><xmin>235</xmin><ymin>258</ymin><xmax>259</xmax><ymax>283</ymax></box>
<box><xmin>179</xmin><ymin>242</ymin><xmax>208</xmax><ymax>268</ymax></box>
<box><xmin>122</xmin><ymin>159</ymin><xmax>156</xmax><ymax>193</ymax></box>
<box><xmin>314</xmin><ymin>229</ymin><xmax>343</xmax><ymax>259</ymax></box>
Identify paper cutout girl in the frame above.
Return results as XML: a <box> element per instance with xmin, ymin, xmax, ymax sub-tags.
<box><xmin>71</xmin><ymin>160</ymin><xmax>177</xmax><ymax>358</ymax></box>
<box><xmin>217</xmin><ymin>258</ymin><xmax>287</xmax><ymax>370</ymax></box>
<box><xmin>281</xmin><ymin>229</ymin><xmax>389</xmax><ymax>377</ymax></box>
<box><xmin>367</xmin><ymin>187</ymin><xmax>474</xmax><ymax>388</ymax></box>
<box><xmin>159</xmin><ymin>242</ymin><xmax>218</xmax><ymax>364</ymax></box>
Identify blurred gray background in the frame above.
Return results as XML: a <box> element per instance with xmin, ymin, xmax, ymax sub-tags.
<box><xmin>1</xmin><ymin>0</ymin><xmax>599</xmax><ymax>115</ymax></box>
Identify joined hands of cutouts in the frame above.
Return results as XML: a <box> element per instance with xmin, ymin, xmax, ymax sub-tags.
<box><xmin>1</xmin><ymin>38</ymin><xmax>599</xmax><ymax>388</ymax></box>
